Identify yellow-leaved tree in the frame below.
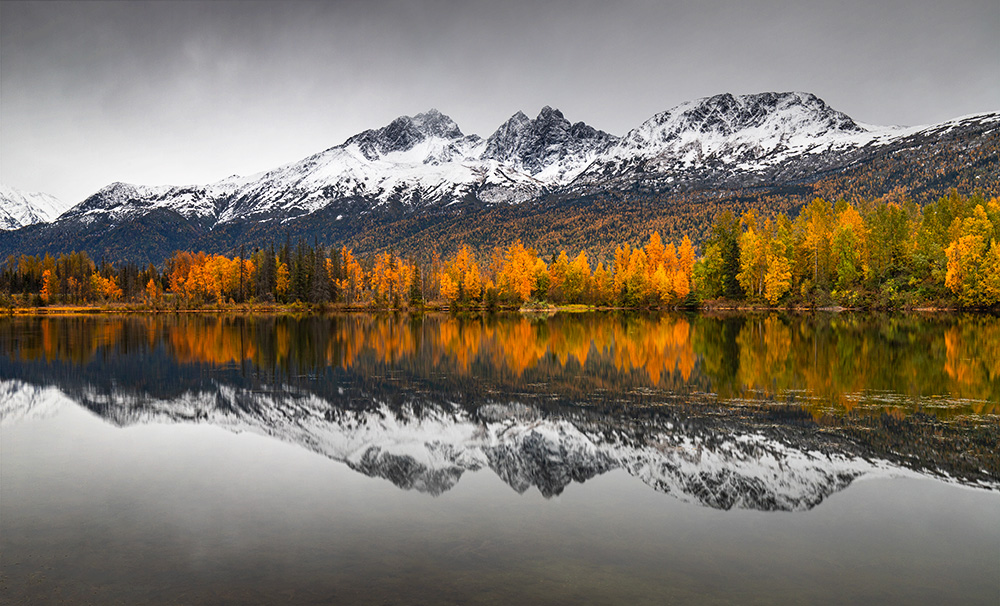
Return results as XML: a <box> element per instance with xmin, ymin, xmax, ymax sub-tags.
<box><xmin>945</xmin><ymin>205</ymin><xmax>999</xmax><ymax>306</ymax></box>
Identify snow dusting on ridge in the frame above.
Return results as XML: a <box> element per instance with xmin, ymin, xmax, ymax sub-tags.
<box><xmin>0</xmin><ymin>185</ymin><xmax>70</xmax><ymax>230</ymax></box>
<box><xmin>5</xmin><ymin>92</ymin><xmax>997</xmax><ymax>231</ymax></box>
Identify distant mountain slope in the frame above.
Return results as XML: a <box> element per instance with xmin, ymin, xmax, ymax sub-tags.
<box><xmin>2</xmin><ymin>92</ymin><xmax>997</xmax><ymax>263</ymax></box>
<box><xmin>0</xmin><ymin>185</ymin><xmax>68</xmax><ymax>230</ymax></box>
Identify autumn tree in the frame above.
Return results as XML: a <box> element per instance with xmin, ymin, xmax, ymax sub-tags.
<box><xmin>496</xmin><ymin>241</ymin><xmax>541</xmax><ymax>305</ymax></box>
<box><xmin>548</xmin><ymin>251</ymin><xmax>570</xmax><ymax>303</ymax></box>
<box><xmin>438</xmin><ymin>245</ymin><xmax>483</xmax><ymax>305</ymax></box>
<box><xmin>764</xmin><ymin>240</ymin><xmax>792</xmax><ymax>304</ymax></box>
<box><xmin>945</xmin><ymin>204</ymin><xmax>1000</xmax><ymax>306</ymax></box>
<box><xmin>794</xmin><ymin>198</ymin><xmax>834</xmax><ymax>293</ymax></box>
<box><xmin>275</xmin><ymin>260</ymin><xmax>290</xmax><ymax>302</ymax></box>
<box><xmin>623</xmin><ymin>248</ymin><xmax>650</xmax><ymax>306</ymax></box>
<box><xmin>592</xmin><ymin>262</ymin><xmax>612</xmax><ymax>305</ymax></box>
<box><xmin>831</xmin><ymin>203</ymin><xmax>866</xmax><ymax>291</ymax></box>
<box><xmin>864</xmin><ymin>199</ymin><xmax>912</xmax><ymax>286</ymax></box>
<box><xmin>144</xmin><ymin>278</ymin><xmax>164</xmax><ymax>307</ymax></box>
<box><xmin>39</xmin><ymin>269</ymin><xmax>54</xmax><ymax>304</ymax></box>
<box><xmin>91</xmin><ymin>273</ymin><xmax>122</xmax><ymax>302</ymax></box>
<box><xmin>612</xmin><ymin>244</ymin><xmax>631</xmax><ymax>302</ymax></box>
<box><xmin>737</xmin><ymin>210</ymin><xmax>769</xmax><ymax>300</ymax></box>
<box><xmin>564</xmin><ymin>251</ymin><xmax>591</xmax><ymax>304</ymax></box>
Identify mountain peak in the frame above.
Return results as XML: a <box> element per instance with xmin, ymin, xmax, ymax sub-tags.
<box><xmin>56</xmin><ymin>181</ymin><xmax>151</xmax><ymax>223</ymax></box>
<box><xmin>537</xmin><ymin>105</ymin><xmax>564</xmax><ymax>121</ymax></box>
<box><xmin>344</xmin><ymin>110</ymin><xmax>465</xmax><ymax>161</ymax></box>
<box><xmin>409</xmin><ymin>109</ymin><xmax>464</xmax><ymax>140</ymax></box>
<box><xmin>683</xmin><ymin>91</ymin><xmax>862</xmax><ymax>134</ymax></box>
<box><xmin>614</xmin><ymin>90</ymin><xmax>867</xmax><ymax>163</ymax></box>
<box><xmin>482</xmin><ymin>107</ymin><xmax>617</xmax><ymax>177</ymax></box>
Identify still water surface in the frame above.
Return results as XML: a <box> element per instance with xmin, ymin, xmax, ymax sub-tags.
<box><xmin>1</xmin><ymin>312</ymin><xmax>998</xmax><ymax>604</ymax></box>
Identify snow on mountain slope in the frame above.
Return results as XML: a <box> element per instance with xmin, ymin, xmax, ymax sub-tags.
<box><xmin>613</xmin><ymin>92</ymin><xmax>873</xmax><ymax>164</ymax></box>
<box><xmin>0</xmin><ymin>185</ymin><xmax>69</xmax><ymax>230</ymax></box>
<box><xmin>573</xmin><ymin>92</ymin><xmax>999</xmax><ymax>190</ymax></box>
<box><xmin>28</xmin><ymin>93</ymin><xmax>1000</xmax><ymax>232</ymax></box>
<box><xmin>42</xmin><ymin>107</ymin><xmax>617</xmax><ymax>228</ymax></box>
<box><xmin>215</xmin><ymin>112</ymin><xmax>493</xmax><ymax>223</ymax></box>
<box><xmin>59</xmin><ymin>178</ymin><xmax>250</xmax><ymax>226</ymax></box>
<box><xmin>574</xmin><ymin>91</ymin><xmax>905</xmax><ymax>185</ymax></box>
<box><xmin>482</xmin><ymin>106</ymin><xmax>618</xmax><ymax>183</ymax></box>
<box><xmin>215</xmin><ymin>106</ymin><xmax>627</xmax><ymax>222</ymax></box>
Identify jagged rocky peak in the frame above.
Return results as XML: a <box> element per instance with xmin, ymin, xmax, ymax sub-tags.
<box><xmin>733</xmin><ymin>92</ymin><xmax>857</xmax><ymax>130</ymax></box>
<box><xmin>344</xmin><ymin>108</ymin><xmax>466</xmax><ymax>160</ymax></box>
<box><xmin>409</xmin><ymin>108</ymin><xmax>464</xmax><ymax>139</ymax></box>
<box><xmin>482</xmin><ymin>106</ymin><xmax>618</xmax><ymax>175</ymax></box>
<box><xmin>484</xmin><ymin>110</ymin><xmax>531</xmax><ymax>157</ymax></box>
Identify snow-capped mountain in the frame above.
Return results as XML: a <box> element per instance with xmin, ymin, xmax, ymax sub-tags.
<box><xmin>60</xmin><ymin>179</ymin><xmax>245</xmax><ymax>228</ymax></box>
<box><xmin>56</xmin><ymin>108</ymin><xmax>567</xmax><ymax>227</ymax></box>
<box><xmin>0</xmin><ymin>184</ymin><xmax>68</xmax><ymax>230</ymax></box>
<box><xmin>3</xmin><ymin>378</ymin><xmax>990</xmax><ymax>510</ymax></box>
<box><xmin>47</xmin><ymin>91</ymin><xmax>999</xmax><ymax>228</ymax></box>
<box><xmin>482</xmin><ymin>106</ymin><xmax>618</xmax><ymax>182</ymax></box>
<box><xmin>617</xmin><ymin>92</ymin><xmax>868</xmax><ymax>163</ymax></box>
<box><xmin>574</xmin><ymin>92</ymin><xmax>998</xmax><ymax>190</ymax></box>
<box><xmin>2</xmin><ymin>91</ymin><xmax>996</xmax><ymax>261</ymax></box>
<box><xmin>215</xmin><ymin>110</ymin><xmax>491</xmax><ymax>223</ymax></box>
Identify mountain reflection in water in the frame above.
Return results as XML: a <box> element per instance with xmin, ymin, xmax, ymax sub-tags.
<box><xmin>2</xmin><ymin>312</ymin><xmax>997</xmax><ymax>510</ymax></box>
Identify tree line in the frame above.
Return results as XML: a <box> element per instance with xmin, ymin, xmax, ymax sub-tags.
<box><xmin>697</xmin><ymin>190</ymin><xmax>999</xmax><ymax>307</ymax></box>
<box><xmin>2</xmin><ymin>191</ymin><xmax>997</xmax><ymax>309</ymax></box>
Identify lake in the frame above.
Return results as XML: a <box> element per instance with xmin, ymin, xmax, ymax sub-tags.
<box><xmin>1</xmin><ymin>312</ymin><xmax>998</xmax><ymax>605</ymax></box>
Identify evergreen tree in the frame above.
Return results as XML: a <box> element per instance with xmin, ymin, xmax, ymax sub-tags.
<box><xmin>409</xmin><ymin>262</ymin><xmax>423</xmax><ymax>306</ymax></box>
<box><xmin>704</xmin><ymin>211</ymin><xmax>743</xmax><ymax>299</ymax></box>
<box><xmin>311</xmin><ymin>242</ymin><xmax>331</xmax><ymax>303</ymax></box>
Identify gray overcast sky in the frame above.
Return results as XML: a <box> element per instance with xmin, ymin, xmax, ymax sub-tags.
<box><xmin>2</xmin><ymin>0</ymin><xmax>997</xmax><ymax>205</ymax></box>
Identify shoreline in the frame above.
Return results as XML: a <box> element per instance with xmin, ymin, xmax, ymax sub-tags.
<box><xmin>3</xmin><ymin>302</ymin><xmax>995</xmax><ymax>316</ymax></box>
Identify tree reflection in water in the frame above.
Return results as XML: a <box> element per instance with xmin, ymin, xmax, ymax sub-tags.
<box><xmin>3</xmin><ymin>312</ymin><xmax>996</xmax><ymax>416</ymax></box>
<box><xmin>2</xmin><ymin>312</ymin><xmax>997</xmax><ymax>507</ymax></box>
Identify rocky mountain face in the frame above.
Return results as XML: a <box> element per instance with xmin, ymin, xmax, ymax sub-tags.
<box><xmin>482</xmin><ymin>106</ymin><xmax>618</xmax><ymax>181</ymax></box>
<box><xmin>618</xmin><ymin>92</ymin><xmax>865</xmax><ymax>157</ymax></box>
<box><xmin>345</xmin><ymin>109</ymin><xmax>471</xmax><ymax>160</ymax></box>
<box><xmin>2</xmin><ymin>377</ymin><xmax>989</xmax><ymax>511</ymax></box>
<box><xmin>0</xmin><ymin>185</ymin><xmax>68</xmax><ymax>230</ymax></box>
<box><xmin>2</xmin><ymin>92</ymin><xmax>997</xmax><ymax>261</ymax></box>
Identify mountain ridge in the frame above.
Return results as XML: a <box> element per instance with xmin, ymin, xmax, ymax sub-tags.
<box><xmin>0</xmin><ymin>185</ymin><xmax>69</xmax><ymax>230</ymax></box>
<box><xmin>2</xmin><ymin>91</ymin><xmax>997</xmax><ymax>262</ymax></box>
